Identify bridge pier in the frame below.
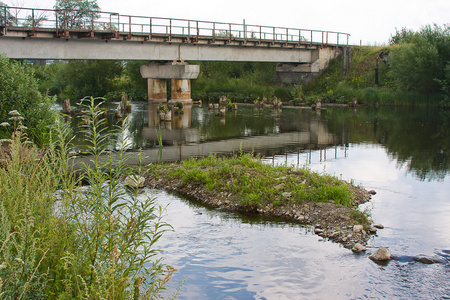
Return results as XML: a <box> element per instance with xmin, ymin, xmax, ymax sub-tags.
<box><xmin>140</xmin><ymin>61</ymin><xmax>200</xmax><ymax>104</ymax></box>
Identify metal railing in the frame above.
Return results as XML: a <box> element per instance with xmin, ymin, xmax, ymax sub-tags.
<box><xmin>0</xmin><ymin>6</ymin><xmax>350</xmax><ymax>46</ymax></box>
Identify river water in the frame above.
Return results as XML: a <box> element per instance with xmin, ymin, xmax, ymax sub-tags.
<box><xmin>72</xmin><ymin>103</ymin><xmax>450</xmax><ymax>299</ymax></box>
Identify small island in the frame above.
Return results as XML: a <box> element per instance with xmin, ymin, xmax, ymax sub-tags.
<box><xmin>145</xmin><ymin>153</ymin><xmax>376</xmax><ymax>250</ymax></box>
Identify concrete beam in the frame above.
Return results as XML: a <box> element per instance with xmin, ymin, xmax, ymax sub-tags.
<box><xmin>0</xmin><ymin>37</ymin><xmax>317</xmax><ymax>63</ymax></box>
<box><xmin>140</xmin><ymin>62</ymin><xmax>200</xmax><ymax>79</ymax></box>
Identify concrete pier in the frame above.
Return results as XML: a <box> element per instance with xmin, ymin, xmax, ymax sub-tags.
<box><xmin>140</xmin><ymin>61</ymin><xmax>200</xmax><ymax>104</ymax></box>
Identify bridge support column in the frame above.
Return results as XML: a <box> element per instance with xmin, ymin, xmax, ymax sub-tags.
<box><xmin>148</xmin><ymin>79</ymin><xmax>167</xmax><ymax>102</ymax></box>
<box><xmin>170</xmin><ymin>79</ymin><xmax>191</xmax><ymax>103</ymax></box>
<box><xmin>140</xmin><ymin>61</ymin><xmax>200</xmax><ymax>104</ymax></box>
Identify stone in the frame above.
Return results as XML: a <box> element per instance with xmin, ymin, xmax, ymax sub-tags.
<box><xmin>369</xmin><ymin>227</ymin><xmax>378</xmax><ymax>234</ymax></box>
<box><xmin>353</xmin><ymin>225</ymin><xmax>364</xmax><ymax>233</ymax></box>
<box><xmin>314</xmin><ymin>228</ymin><xmax>324</xmax><ymax>234</ymax></box>
<box><xmin>373</xmin><ymin>224</ymin><xmax>384</xmax><ymax>229</ymax></box>
<box><xmin>297</xmin><ymin>215</ymin><xmax>305</xmax><ymax>222</ymax></box>
<box><xmin>368</xmin><ymin>190</ymin><xmax>377</xmax><ymax>195</ymax></box>
<box><xmin>281</xmin><ymin>192</ymin><xmax>292</xmax><ymax>200</ymax></box>
<box><xmin>352</xmin><ymin>243</ymin><xmax>366</xmax><ymax>253</ymax></box>
<box><xmin>124</xmin><ymin>175</ymin><xmax>145</xmax><ymax>188</ymax></box>
<box><xmin>414</xmin><ymin>257</ymin><xmax>439</xmax><ymax>264</ymax></box>
<box><xmin>369</xmin><ymin>247</ymin><xmax>391</xmax><ymax>261</ymax></box>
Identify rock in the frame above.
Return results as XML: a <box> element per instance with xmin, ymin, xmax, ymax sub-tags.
<box><xmin>281</xmin><ymin>192</ymin><xmax>292</xmax><ymax>200</ymax></box>
<box><xmin>314</xmin><ymin>228</ymin><xmax>324</xmax><ymax>234</ymax></box>
<box><xmin>414</xmin><ymin>257</ymin><xmax>439</xmax><ymax>264</ymax></box>
<box><xmin>297</xmin><ymin>215</ymin><xmax>305</xmax><ymax>221</ymax></box>
<box><xmin>368</xmin><ymin>190</ymin><xmax>377</xmax><ymax>195</ymax></box>
<box><xmin>124</xmin><ymin>175</ymin><xmax>145</xmax><ymax>188</ymax></box>
<box><xmin>352</xmin><ymin>243</ymin><xmax>367</xmax><ymax>253</ymax></box>
<box><xmin>369</xmin><ymin>227</ymin><xmax>378</xmax><ymax>234</ymax></box>
<box><xmin>353</xmin><ymin>225</ymin><xmax>364</xmax><ymax>233</ymax></box>
<box><xmin>329</xmin><ymin>231</ymin><xmax>340</xmax><ymax>239</ymax></box>
<box><xmin>369</xmin><ymin>247</ymin><xmax>391</xmax><ymax>261</ymax></box>
<box><xmin>373</xmin><ymin>224</ymin><xmax>384</xmax><ymax>229</ymax></box>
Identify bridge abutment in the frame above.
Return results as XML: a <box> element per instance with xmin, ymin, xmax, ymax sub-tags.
<box><xmin>140</xmin><ymin>61</ymin><xmax>200</xmax><ymax>104</ymax></box>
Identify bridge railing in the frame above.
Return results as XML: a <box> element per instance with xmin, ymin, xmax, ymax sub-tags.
<box><xmin>0</xmin><ymin>5</ymin><xmax>350</xmax><ymax>46</ymax></box>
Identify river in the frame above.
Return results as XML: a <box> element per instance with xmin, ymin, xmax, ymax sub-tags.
<box><xmin>71</xmin><ymin>103</ymin><xmax>450</xmax><ymax>299</ymax></box>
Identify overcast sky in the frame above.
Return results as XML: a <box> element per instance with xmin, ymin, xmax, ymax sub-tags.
<box><xmin>3</xmin><ymin>0</ymin><xmax>449</xmax><ymax>45</ymax></box>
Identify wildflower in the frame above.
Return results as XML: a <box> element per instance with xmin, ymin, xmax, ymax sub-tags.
<box><xmin>8</xmin><ymin>110</ymin><xmax>21</xmax><ymax>116</ymax></box>
<box><xmin>18</xmin><ymin>125</ymin><xmax>28</xmax><ymax>130</ymax></box>
<box><xmin>9</xmin><ymin>116</ymin><xmax>25</xmax><ymax>121</ymax></box>
<box><xmin>23</xmin><ymin>141</ymin><xmax>33</xmax><ymax>145</ymax></box>
<box><xmin>0</xmin><ymin>139</ymin><xmax>13</xmax><ymax>144</ymax></box>
<box><xmin>0</xmin><ymin>122</ymin><xmax>10</xmax><ymax>127</ymax></box>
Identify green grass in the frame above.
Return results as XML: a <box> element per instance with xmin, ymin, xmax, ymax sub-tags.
<box><xmin>0</xmin><ymin>100</ymin><xmax>172</xmax><ymax>299</ymax></box>
<box><xmin>149</xmin><ymin>153</ymin><xmax>355</xmax><ymax>208</ymax></box>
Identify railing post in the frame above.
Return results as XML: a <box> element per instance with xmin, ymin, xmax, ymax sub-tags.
<box><xmin>243</xmin><ymin>19</ymin><xmax>246</xmax><ymax>44</ymax></box>
<box><xmin>259</xmin><ymin>26</ymin><xmax>261</xmax><ymax>45</ymax></box>
<box><xmin>212</xmin><ymin>22</ymin><xmax>215</xmax><ymax>43</ymax></box>
<box><xmin>286</xmin><ymin>28</ymin><xmax>288</xmax><ymax>46</ymax></box>
<box><xmin>149</xmin><ymin>17</ymin><xmax>152</xmax><ymax>40</ymax></box>
<box><xmin>90</xmin><ymin>11</ymin><xmax>94</xmax><ymax>37</ymax></box>
<box><xmin>272</xmin><ymin>27</ymin><xmax>275</xmax><ymax>45</ymax></box>
<box><xmin>31</xmin><ymin>9</ymin><xmax>35</xmax><ymax>36</ymax></box>
<box><xmin>117</xmin><ymin>13</ymin><xmax>120</xmax><ymax>38</ymax></box>
<box><xmin>229</xmin><ymin>23</ymin><xmax>231</xmax><ymax>43</ymax></box>
<box><xmin>169</xmin><ymin>18</ymin><xmax>172</xmax><ymax>41</ymax></box>
<box><xmin>326</xmin><ymin>31</ymin><xmax>328</xmax><ymax>46</ymax></box>
<box><xmin>310</xmin><ymin>30</ymin><xmax>313</xmax><ymax>46</ymax></box>
<box><xmin>321</xmin><ymin>31</ymin><xmax>324</xmax><ymax>46</ymax></box>
<box><xmin>298</xmin><ymin>29</ymin><xmax>301</xmax><ymax>47</ymax></box>
<box><xmin>55</xmin><ymin>11</ymin><xmax>59</xmax><ymax>37</ymax></box>
<box><xmin>337</xmin><ymin>33</ymin><xmax>339</xmax><ymax>45</ymax></box>
<box><xmin>64</xmin><ymin>10</ymin><xmax>68</xmax><ymax>38</ymax></box>
<box><xmin>128</xmin><ymin>15</ymin><xmax>131</xmax><ymax>39</ymax></box>
<box><xmin>188</xmin><ymin>20</ymin><xmax>190</xmax><ymax>41</ymax></box>
<box><xmin>196</xmin><ymin>21</ymin><xmax>199</xmax><ymax>42</ymax></box>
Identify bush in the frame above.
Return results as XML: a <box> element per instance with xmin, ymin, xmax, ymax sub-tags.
<box><xmin>0</xmin><ymin>100</ymin><xmax>173</xmax><ymax>298</ymax></box>
<box><xmin>0</xmin><ymin>55</ymin><xmax>55</xmax><ymax>145</ymax></box>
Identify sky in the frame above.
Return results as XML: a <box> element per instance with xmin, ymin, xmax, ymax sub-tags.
<box><xmin>3</xmin><ymin>0</ymin><xmax>449</xmax><ymax>45</ymax></box>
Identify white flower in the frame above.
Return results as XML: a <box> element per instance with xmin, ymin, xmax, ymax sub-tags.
<box><xmin>9</xmin><ymin>116</ymin><xmax>25</xmax><ymax>121</ymax></box>
<box><xmin>0</xmin><ymin>122</ymin><xmax>10</xmax><ymax>127</ymax></box>
<box><xmin>8</xmin><ymin>110</ymin><xmax>21</xmax><ymax>116</ymax></box>
<box><xmin>0</xmin><ymin>139</ymin><xmax>13</xmax><ymax>144</ymax></box>
<box><xmin>18</xmin><ymin>125</ymin><xmax>28</xmax><ymax>130</ymax></box>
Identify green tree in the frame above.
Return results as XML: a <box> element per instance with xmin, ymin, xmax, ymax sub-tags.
<box><xmin>0</xmin><ymin>54</ymin><xmax>55</xmax><ymax>145</ymax></box>
<box><xmin>0</xmin><ymin>2</ymin><xmax>16</xmax><ymax>26</ymax></box>
<box><xmin>389</xmin><ymin>24</ymin><xmax>450</xmax><ymax>94</ymax></box>
<box><xmin>51</xmin><ymin>60</ymin><xmax>123</xmax><ymax>100</ymax></box>
<box><xmin>53</xmin><ymin>0</ymin><xmax>100</xmax><ymax>29</ymax></box>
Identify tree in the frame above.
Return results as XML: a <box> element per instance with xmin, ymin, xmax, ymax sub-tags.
<box><xmin>53</xmin><ymin>0</ymin><xmax>100</xmax><ymax>29</ymax></box>
<box><xmin>0</xmin><ymin>2</ymin><xmax>17</xmax><ymax>27</ymax></box>
<box><xmin>389</xmin><ymin>24</ymin><xmax>450</xmax><ymax>94</ymax></box>
<box><xmin>0</xmin><ymin>54</ymin><xmax>55</xmax><ymax>145</ymax></box>
<box><xmin>53</xmin><ymin>60</ymin><xmax>123</xmax><ymax>100</ymax></box>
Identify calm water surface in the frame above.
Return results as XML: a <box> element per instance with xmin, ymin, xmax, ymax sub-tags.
<box><xmin>72</xmin><ymin>103</ymin><xmax>450</xmax><ymax>299</ymax></box>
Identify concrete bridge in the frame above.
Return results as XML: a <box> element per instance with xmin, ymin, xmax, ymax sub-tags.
<box><xmin>0</xmin><ymin>5</ymin><xmax>351</xmax><ymax>101</ymax></box>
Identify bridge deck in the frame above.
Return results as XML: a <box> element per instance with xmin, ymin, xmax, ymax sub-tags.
<box><xmin>0</xmin><ymin>5</ymin><xmax>349</xmax><ymax>48</ymax></box>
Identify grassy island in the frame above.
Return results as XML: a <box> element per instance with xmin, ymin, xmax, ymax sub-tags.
<box><xmin>145</xmin><ymin>153</ymin><xmax>374</xmax><ymax>248</ymax></box>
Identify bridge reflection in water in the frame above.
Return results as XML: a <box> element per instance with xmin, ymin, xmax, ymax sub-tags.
<box><xmin>135</xmin><ymin>104</ymin><xmax>345</xmax><ymax>164</ymax></box>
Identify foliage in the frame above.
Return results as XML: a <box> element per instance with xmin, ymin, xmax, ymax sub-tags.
<box><xmin>389</xmin><ymin>24</ymin><xmax>450</xmax><ymax>96</ymax></box>
<box><xmin>0</xmin><ymin>54</ymin><xmax>55</xmax><ymax>145</ymax></box>
<box><xmin>150</xmin><ymin>153</ymin><xmax>355</xmax><ymax>208</ymax></box>
<box><xmin>54</xmin><ymin>0</ymin><xmax>100</xmax><ymax>29</ymax></box>
<box><xmin>192</xmin><ymin>61</ymin><xmax>294</xmax><ymax>103</ymax></box>
<box><xmin>43</xmin><ymin>60</ymin><xmax>123</xmax><ymax>101</ymax></box>
<box><xmin>0</xmin><ymin>102</ymin><xmax>173</xmax><ymax>298</ymax></box>
<box><xmin>0</xmin><ymin>2</ymin><xmax>16</xmax><ymax>26</ymax></box>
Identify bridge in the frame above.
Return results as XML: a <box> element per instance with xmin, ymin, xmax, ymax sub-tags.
<box><xmin>0</xmin><ymin>5</ymin><xmax>351</xmax><ymax>102</ymax></box>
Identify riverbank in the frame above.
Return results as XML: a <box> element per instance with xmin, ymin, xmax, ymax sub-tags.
<box><xmin>145</xmin><ymin>153</ymin><xmax>377</xmax><ymax>250</ymax></box>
